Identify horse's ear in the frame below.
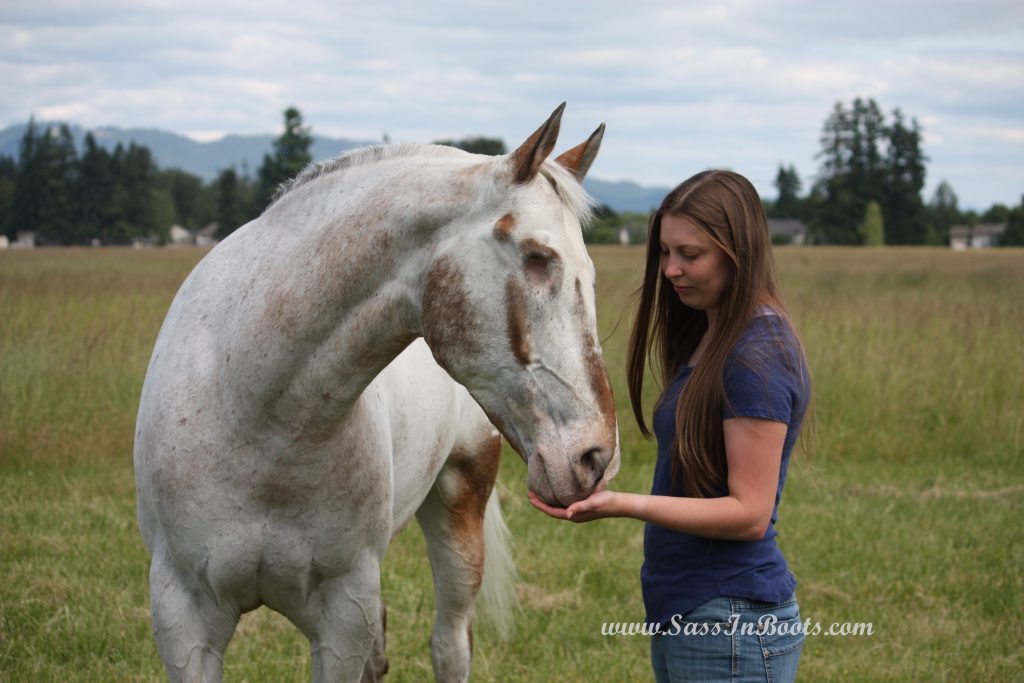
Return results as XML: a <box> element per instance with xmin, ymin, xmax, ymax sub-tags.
<box><xmin>508</xmin><ymin>102</ymin><xmax>565</xmax><ymax>184</ymax></box>
<box><xmin>555</xmin><ymin>123</ymin><xmax>605</xmax><ymax>182</ymax></box>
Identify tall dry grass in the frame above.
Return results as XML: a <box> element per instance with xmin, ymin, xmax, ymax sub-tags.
<box><xmin>1</xmin><ymin>246</ymin><xmax>1021</xmax><ymax>681</ymax></box>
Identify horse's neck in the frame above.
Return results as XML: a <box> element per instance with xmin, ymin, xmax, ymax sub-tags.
<box><xmin>226</xmin><ymin>164</ymin><xmax>460</xmax><ymax>439</ymax></box>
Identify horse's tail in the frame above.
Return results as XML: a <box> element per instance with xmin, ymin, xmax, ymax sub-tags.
<box><xmin>478</xmin><ymin>484</ymin><xmax>517</xmax><ymax>639</ymax></box>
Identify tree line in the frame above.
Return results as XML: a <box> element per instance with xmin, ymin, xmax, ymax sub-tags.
<box><xmin>764</xmin><ymin>97</ymin><xmax>1024</xmax><ymax>246</ymax></box>
<box><xmin>0</xmin><ymin>107</ymin><xmax>517</xmax><ymax>245</ymax></box>
<box><xmin>0</xmin><ymin>107</ymin><xmax>314</xmax><ymax>245</ymax></box>
<box><xmin>2</xmin><ymin>101</ymin><xmax>1021</xmax><ymax>245</ymax></box>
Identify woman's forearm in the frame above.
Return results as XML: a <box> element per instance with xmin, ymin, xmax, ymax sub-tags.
<box><xmin>530</xmin><ymin>486</ymin><xmax>772</xmax><ymax>541</ymax></box>
<box><xmin>613</xmin><ymin>491</ymin><xmax>769</xmax><ymax>541</ymax></box>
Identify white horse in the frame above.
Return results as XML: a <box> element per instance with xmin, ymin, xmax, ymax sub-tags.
<box><xmin>134</xmin><ymin>104</ymin><xmax>620</xmax><ymax>683</ymax></box>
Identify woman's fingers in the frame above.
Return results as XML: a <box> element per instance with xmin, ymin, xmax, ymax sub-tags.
<box><xmin>527</xmin><ymin>491</ymin><xmax>570</xmax><ymax>519</ymax></box>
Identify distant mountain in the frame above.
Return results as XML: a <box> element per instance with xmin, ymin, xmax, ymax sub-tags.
<box><xmin>0</xmin><ymin>122</ymin><xmax>374</xmax><ymax>182</ymax></box>
<box><xmin>0</xmin><ymin>121</ymin><xmax>669</xmax><ymax>213</ymax></box>
<box><xmin>583</xmin><ymin>178</ymin><xmax>670</xmax><ymax>214</ymax></box>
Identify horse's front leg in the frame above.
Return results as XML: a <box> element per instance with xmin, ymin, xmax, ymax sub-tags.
<box><xmin>148</xmin><ymin>552</ymin><xmax>241</xmax><ymax>683</ymax></box>
<box><xmin>415</xmin><ymin>434</ymin><xmax>501</xmax><ymax>683</ymax></box>
<box><xmin>360</xmin><ymin>599</ymin><xmax>388</xmax><ymax>683</ymax></box>
<box><xmin>286</xmin><ymin>552</ymin><xmax>385</xmax><ymax>683</ymax></box>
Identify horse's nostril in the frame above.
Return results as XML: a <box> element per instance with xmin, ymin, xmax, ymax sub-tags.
<box><xmin>578</xmin><ymin>448</ymin><xmax>607</xmax><ymax>487</ymax></box>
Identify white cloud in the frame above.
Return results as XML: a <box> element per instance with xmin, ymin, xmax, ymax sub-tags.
<box><xmin>1</xmin><ymin>0</ymin><xmax>1022</xmax><ymax>208</ymax></box>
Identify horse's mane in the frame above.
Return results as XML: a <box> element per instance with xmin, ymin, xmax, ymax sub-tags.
<box><xmin>537</xmin><ymin>157</ymin><xmax>596</xmax><ymax>226</ymax></box>
<box><xmin>270</xmin><ymin>143</ymin><xmax>462</xmax><ymax>206</ymax></box>
<box><xmin>268</xmin><ymin>142</ymin><xmax>594</xmax><ymax>225</ymax></box>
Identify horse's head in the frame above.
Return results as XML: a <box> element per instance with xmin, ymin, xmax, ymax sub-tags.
<box><xmin>421</xmin><ymin>104</ymin><xmax>620</xmax><ymax>507</ymax></box>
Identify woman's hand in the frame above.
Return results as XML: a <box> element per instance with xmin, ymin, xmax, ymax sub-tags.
<box><xmin>528</xmin><ymin>485</ymin><xmax>627</xmax><ymax>523</ymax></box>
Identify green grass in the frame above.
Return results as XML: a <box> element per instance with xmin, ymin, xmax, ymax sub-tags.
<box><xmin>1</xmin><ymin>246</ymin><xmax>1022</xmax><ymax>681</ymax></box>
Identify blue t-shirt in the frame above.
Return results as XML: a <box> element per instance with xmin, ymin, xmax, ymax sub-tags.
<box><xmin>641</xmin><ymin>312</ymin><xmax>809</xmax><ymax>626</ymax></box>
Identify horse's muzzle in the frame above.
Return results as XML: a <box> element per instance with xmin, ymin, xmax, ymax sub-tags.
<box><xmin>527</xmin><ymin>443</ymin><xmax>616</xmax><ymax>507</ymax></box>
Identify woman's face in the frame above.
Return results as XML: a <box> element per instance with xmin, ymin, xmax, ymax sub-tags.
<box><xmin>659</xmin><ymin>214</ymin><xmax>733</xmax><ymax>316</ymax></box>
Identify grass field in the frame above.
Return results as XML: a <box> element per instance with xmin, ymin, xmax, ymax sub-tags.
<box><xmin>1</xmin><ymin>245</ymin><xmax>1022</xmax><ymax>681</ymax></box>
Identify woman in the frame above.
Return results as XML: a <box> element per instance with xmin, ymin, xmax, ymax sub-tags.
<box><xmin>530</xmin><ymin>170</ymin><xmax>811</xmax><ymax>682</ymax></box>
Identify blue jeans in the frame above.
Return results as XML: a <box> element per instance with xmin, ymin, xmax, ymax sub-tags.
<box><xmin>650</xmin><ymin>594</ymin><xmax>804</xmax><ymax>682</ymax></box>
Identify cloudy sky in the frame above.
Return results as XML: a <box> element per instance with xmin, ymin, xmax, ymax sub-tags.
<box><xmin>2</xmin><ymin>0</ymin><xmax>1022</xmax><ymax>209</ymax></box>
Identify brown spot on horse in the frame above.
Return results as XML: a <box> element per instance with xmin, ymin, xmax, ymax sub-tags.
<box><xmin>575</xmin><ymin>279</ymin><xmax>616</xmax><ymax>438</ymax></box>
<box><xmin>493</xmin><ymin>213</ymin><xmax>516</xmax><ymax>241</ymax></box>
<box><xmin>505</xmin><ymin>278</ymin><xmax>531</xmax><ymax>365</ymax></box>
<box><xmin>442</xmin><ymin>434</ymin><xmax>502</xmax><ymax>590</ymax></box>
<box><xmin>519</xmin><ymin>238</ymin><xmax>559</xmax><ymax>262</ymax></box>
<box><xmin>422</xmin><ymin>256</ymin><xmax>479</xmax><ymax>366</ymax></box>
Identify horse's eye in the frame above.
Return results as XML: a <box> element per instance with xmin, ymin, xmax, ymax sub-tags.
<box><xmin>519</xmin><ymin>238</ymin><xmax>561</xmax><ymax>289</ymax></box>
<box><xmin>524</xmin><ymin>253</ymin><xmax>549</xmax><ymax>283</ymax></box>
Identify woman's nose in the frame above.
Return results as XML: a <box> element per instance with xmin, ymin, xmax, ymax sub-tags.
<box><xmin>663</xmin><ymin>255</ymin><xmax>683</xmax><ymax>278</ymax></box>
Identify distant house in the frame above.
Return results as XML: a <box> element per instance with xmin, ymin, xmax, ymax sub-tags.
<box><xmin>950</xmin><ymin>226</ymin><xmax>970</xmax><ymax>250</ymax></box>
<box><xmin>767</xmin><ymin>219</ymin><xmax>807</xmax><ymax>245</ymax></box>
<box><xmin>195</xmin><ymin>223</ymin><xmax>219</xmax><ymax>248</ymax></box>
<box><xmin>615</xmin><ymin>220</ymin><xmax>648</xmax><ymax>246</ymax></box>
<box><xmin>0</xmin><ymin>235</ymin><xmax>8</xmax><ymax>249</ymax></box>
<box><xmin>970</xmin><ymin>223</ymin><xmax>1006</xmax><ymax>248</ymax></box>
<box><xmin>12</xmin><ymin>231</ymin><xmax>36</xmax><ymax>249</ymax></box>
<box><xmin>950</xmin><ymin>223</ymin><xmax>1006</xmax><ymax>249</ymax></box>
<box><xmin>167</xmin><ymin>223</ymin><xmax>220</xmax><ymax>247</ymax></box>
<box><xmin>168</xmin><ymin>224</ymin><xmax>193</xmax><ymax>246</ymax></box>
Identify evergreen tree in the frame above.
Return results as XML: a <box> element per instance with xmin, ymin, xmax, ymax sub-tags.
<box><xmin>119</xmin><ymin>143</ymin><xmax>159</xmax><ymax>242</ymax></box>
<box><xmin>1001</xmin><ymin>196</ymin><xmax>1024</xmax><ymax>246</ymax></box>
<box><xmin>772</xmin><ymin>164</ymin><xmax>802</xmax><ymax>218</ymax></box>
<box><xmin>214</xmin><ymin>168</ymin><xmax>254</xmax><ymax>238</ymax></box>
<box><xmin>151</xmin><ymin>187</ymin><xmax>177</xmax><ymax>241</ymax></box>
<box><xmin>76</xmin><ymin>132</ymin><xmax>119</xmax><ymax>243</ymax></box>
<box><xmin>812</xmin><ymin>98</ymin><xmax>932</xmax><ymax>245</ymax></box>
<box><xmin>156</xmin><ymin>169</ymin><xmax>205</xmax><ymax>230</ymax></box>
<box><xmin>433</xmin><ymin>136</ymin><xmax>507</xmax><ymax>155</ymax></box>
<box><xmin>256</xmin><ymin>107</ymin><xmax>313</xmax><ymax>211</ymax></box>
<box><xmin>0</xmin><ymin>155</ymin><xmax>16</xmax><ymax>239</ymax></box>
<box><xmin>927</xmin><ymin>181</ymin><xmax>960</xmax><ymax>246</ymax></box>
<box><xmin>49</xmin><ymin>124</ymin><xmax>80</xmax><ymax>243</ymax></box>
<box><xmin>848</xmin><ymin>97</ymin><xmax>887</xmax><ymax>209</ymax></box>
<box><xmin>13</xmin><ymin>122</ymin><xmax>79</xmax><ymax>244</ymax></box>
<box><xmin>811</xmin><ymin>99</ymin><xmax>887</xmax><ymax>243</ymax></box>
<box><xmin>980</xmin><ymin>204</ymin><xmax>1010</xmax><ymax>224</ymax></box>
<box><xmin>883</xmin><ymin>109</ymin><xmax>928</xmax><ymax>244</ymax></box>
<box><xmin>106</xmin><ymin>144</ymin><xmax>134</xmax><ymax>243</ymax></box>
<box><xmin>811</xmin><ymin>100</ymin><xmax>858</xmax><ymax>243</ymax></box>
<box><xmin>857</xmin><ymin>200</ymin><xmax>885</xmax><ymax>246</ymax></box>
<box><xmin>6</xmin><ymin>125</ymin><xmax>167</xmax><ymax>244</ymax></box>
<box><xmin>11</xmin><ymin>118</ymin><xmax>43</xmax><ymax>240</ymax></box>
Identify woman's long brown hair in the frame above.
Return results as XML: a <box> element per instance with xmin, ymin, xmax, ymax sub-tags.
<box><xmin>626</xmin><ymin>170</ymin><xmax>803</xmax><ymax>497</ymax></box>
